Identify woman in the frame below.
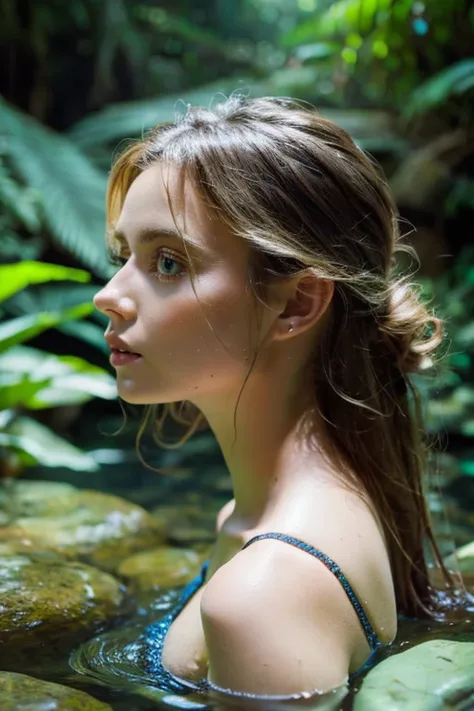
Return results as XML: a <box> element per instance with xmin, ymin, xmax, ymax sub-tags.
<box><xmin>94</xmin><ymin>95</ymin><xmax>454</xmax><ymax>699</ymax></box>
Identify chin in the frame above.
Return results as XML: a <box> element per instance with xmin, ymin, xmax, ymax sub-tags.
<box><xmin>116</xmin><ymin>383</ymin><xmax>175</xmax><ymax>407</ymax></box>
<box><xmin>116</xmin><ymin>384</ymin><xmax>155</xmax><ymax>405</ymax></box>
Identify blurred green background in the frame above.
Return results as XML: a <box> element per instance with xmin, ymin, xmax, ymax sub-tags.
<box><xmin>1</xmin><ymin>0</ymin><xmax>474</xmax><ymax>497</ymax></box>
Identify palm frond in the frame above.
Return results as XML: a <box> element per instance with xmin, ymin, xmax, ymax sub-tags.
<box><xmin>0</xmin><ymin>98</ymin><xmax>112</xmax><ymax>278</ymax></box>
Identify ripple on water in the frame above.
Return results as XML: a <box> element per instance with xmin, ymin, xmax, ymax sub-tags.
<box><xmin>69</xmin><ymin>622</ymin><xmax>349</xmax><ymax>711</ymax></box>
<box><xmin>69</xmin><ymin>622</ymin><xmax>212</xmax><ymax>709</ymax></box>
<box><xmin>69</xmin><ymin>580</ymin><xmax>474</xmax><ymax>711</ymax></box>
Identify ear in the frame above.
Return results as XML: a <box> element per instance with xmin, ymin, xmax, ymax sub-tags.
<box><xmin>270</xmin><ymin>272</ymin><xmax>334</xmax><ymax>341</ymax></box>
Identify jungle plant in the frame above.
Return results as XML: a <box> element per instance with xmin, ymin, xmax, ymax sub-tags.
<box><xmin>417</xmin><ymin>246</ymin><xmax>474</xmax><ymax>474</ymax></box>
<box><xmin>0</xmin><ymin>261</ymin><xmax>116</xmax><ymax>477</ymax></box>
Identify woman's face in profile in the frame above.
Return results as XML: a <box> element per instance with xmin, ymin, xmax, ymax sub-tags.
<box><xmin>94</xmin><ymin>162</ymin><xmax>264</xmax><ymax>408</ymax></box>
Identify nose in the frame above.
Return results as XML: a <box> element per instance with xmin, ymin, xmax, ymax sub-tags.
<box><xmin>93</xmin><ymin>282</ymin><xmax>137</xmax><ymax>321</ymax></box>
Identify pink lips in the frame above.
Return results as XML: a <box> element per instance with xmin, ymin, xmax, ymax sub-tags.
<box><xmin>105</xmin><ymin>333</ymin><xmax>142</xmax><ymax>367</ymax></box>
<box><xmin>109</xmin><ymin>349</ymin><xmax>142</xmax><ymax>367</ymax></box>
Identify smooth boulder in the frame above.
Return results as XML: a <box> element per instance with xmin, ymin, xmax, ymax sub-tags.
<box><xmin>0</xmin><ymin>671</ymin><xmax>112</xmax><ymax>710</ymax></box>
<box><xmin>354</xmin><ymin>640</ymin><xmax>474</xmax><ymax>711</ymax></box>
<box><xmin>0</xmin><ymin>481</ymin><xmax>164</xmax><ymax>571</ymax></box>
<box><xmin>0</xmin><ymin>552</ymin><xmax>126</xmax><ymax>668</ymax></box>
<box><xmin>118</xmin><ymin>545</ymin><xmax>205</xmax><ymax>591</ymax></box>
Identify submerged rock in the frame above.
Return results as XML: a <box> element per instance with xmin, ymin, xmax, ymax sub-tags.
<box><xmin>118</xmin><ymin>546</ymin><xmax>204</xmax><ymax>591</ymax></box>
<box><xmin>152</xmin><ymin>503</ymin><xmax>216</xmax><ymax>545</ymax></box>
<box><xmin>354</xmin><ymin>639</ymin><xmax>474</xmax><ymax>711</ymax></box>
<box><xmin>0</xmin><ymin>671</ymin><xmax>112</xmax><ymax>710</ymax></box>
<box><xmin>444</xmin><ymin>540</ymin><xmax>474</xmax><ymax>575</ymax></box>
<box><xmin>0</xmin><ymin>553</ymin><xmax>126</xmax><ymax>669</ymax></box>
<box><xmin>0</xmin><ymin>481</ymin><xmax>164</xmax><ymax>571</ymax></box>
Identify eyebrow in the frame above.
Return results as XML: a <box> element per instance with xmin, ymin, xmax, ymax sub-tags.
<box><xmin>111</xmin><ymin>227</ymin><xmax>208</xmax><ymax>255</ymax></box>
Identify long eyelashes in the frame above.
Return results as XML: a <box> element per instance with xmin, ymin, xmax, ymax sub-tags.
<box><xmin>149</xmin><ymin>248</ymin><xmax>187</xmax><ymax>282</ymax></box>
<box><xmin>106</xmin><ymin>248</ymin><xmax>187</xmax><ymax>283</ymax></box>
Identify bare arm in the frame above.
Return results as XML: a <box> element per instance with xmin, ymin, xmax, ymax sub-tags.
<box><xmin>200</xmin><ymin>541</ymin><xmax>353</xmax><ymax>696</ymax></box>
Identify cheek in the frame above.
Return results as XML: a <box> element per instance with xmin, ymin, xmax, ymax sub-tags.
<box><xmin>151</xmin><ymin>276</ymin><xmax>257</xmax><ymax>375</ymax></box>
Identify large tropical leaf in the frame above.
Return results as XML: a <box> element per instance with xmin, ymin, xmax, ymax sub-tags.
<box><xmin>58</xmin><ymin>319</ymin><xmax>109</xmax><ymax>354</ymax></box>
<box><xmin>0</xmin><ymin>346</ymin><xmax>116</xmax><ymax>408</ymax></box>
<box><xmin>4</xmin><ymin>281</ymin><xmax>108</xmax><ymax>354</ymax></box>
<box><xmin>0</xmin><ymin>261</ymin><xmax>91</xmax><ymax>304</ymax></box>
<box><xmin>1</xmin><ymin>417</ymin><xmax>99</xmax><ymax>471</ymax></box>
<box><xmin>5</xmin><ymin>282</ymin><xmax>98</xmax><ymax>315</ymax></box>
<box><xmin>0</xmin><ymin>98</ymin><xmax>111</xmax><ymax>278</ymax></box>
<box><xmin>0</xmin><ymin>374</ymin><xmax>50</xmax><ymax>411</ymax></box>
<box><xmin>404</xmin><ymin>59</ymin><xmax>474</xmax><ymax>117</ymax></box>
<box><xmin>0</xmin><ymin>303</ymin><xmax>93</xmax><ymax>353</ymax></box>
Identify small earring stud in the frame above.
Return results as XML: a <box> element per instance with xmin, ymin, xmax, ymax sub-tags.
<box><xmin>288</xmin><ymin>323</ymin><xmax>294</xmax><ymax>332</ymax></box>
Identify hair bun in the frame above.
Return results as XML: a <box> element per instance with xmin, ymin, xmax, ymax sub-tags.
<box><xmin>379</xmin><ymin>280</ymin><xmax>442</xmax><ymax>374</ymax></box>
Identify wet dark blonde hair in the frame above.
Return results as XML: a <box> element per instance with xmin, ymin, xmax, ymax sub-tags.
<box><xmin>106</xmin><ymin>95</ymin><xmax>455</xmax><ymax>619</ymax></box>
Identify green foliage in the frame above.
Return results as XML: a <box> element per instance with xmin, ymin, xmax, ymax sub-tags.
<box><xmin>0</xmin><ymin>417</ymin><xmax>99</xmax><ymax>472</ymax></box>
<box><xmin>404</xmin><ymin>59</ymin><xmax>474</xmax><ymax>118</ymax></box>
<box><xmin>0</xmin><ymin>99</ymin><xmax>111</xmax><ymax>278</ymax></box>
<box><xmin>0</xmin><ymin>261</ymin><xmax>90</xmax><ymax>303</ymax></box>
<box><xmin>68</xmin><ymin>79</ymin><xmax>251</xmax><ymax>148</ymax></box>
<box><xmin>6</xmin><ymin>282</ymin><xmax>109</xmax><ymax>355</ymax></box>
<box><xmin>0</xmin><ymin>261</ymin><xmax>115</xmax><ymax>474</ymax></box>
<box><xmin>420</xmin><ymin>248</ymin><xmax>474</xmax><ymax>440</ymax></box>
<box><xmin>0</xmin><ymin>346</ymin><xmax>116</xmax><ymax>409</ymax></box>
<box><xmin>283</xmin><ymin>0</ymin><xmax>393</xmax><ymax>45</ymax></box>
<box><xmin>283</xmin><ymin>0</ymin><xmax>472</xmax><ymax>110</ymax></box>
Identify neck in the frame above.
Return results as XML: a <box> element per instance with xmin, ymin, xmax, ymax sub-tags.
<box><xmin>193</xmin><ymin>368</ymin><xmax>336</xmax><ymax>532</ymax></box>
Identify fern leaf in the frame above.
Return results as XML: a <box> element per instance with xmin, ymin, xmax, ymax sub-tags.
<box><xmin>0</xmin><ymin>98</ymin><xmax>112</xmax><ymax>278</ymax></box>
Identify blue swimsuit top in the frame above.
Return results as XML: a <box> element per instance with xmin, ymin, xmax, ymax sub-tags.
<box><xmin>142</xmin><ymin>532</ymin><xmax>385</xmax><ymax>695</ymax></box>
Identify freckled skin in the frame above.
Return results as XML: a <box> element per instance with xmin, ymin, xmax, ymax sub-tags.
<box><xmin>94</xmin><ymin>161</ymin><xmax>338</xmax><ymax>524</ymax></box>
<box><xmin>94</xmin><ymin>163</ymin><xmax>262</xmax><ymax>409</ymax></box>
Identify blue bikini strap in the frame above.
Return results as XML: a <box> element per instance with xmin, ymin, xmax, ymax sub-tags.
<box><xmin>241</xmin><ymin>531</ymin><xmax>380</xmax><ymax>651</ymax></box>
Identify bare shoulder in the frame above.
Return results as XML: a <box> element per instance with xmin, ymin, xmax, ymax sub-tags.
<box><xmin>200</xmin><ymin>540</ymin><xmax>353</xmax><ymax>695</ymax></box>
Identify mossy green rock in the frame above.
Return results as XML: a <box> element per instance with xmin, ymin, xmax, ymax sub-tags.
<box><xmin>0</xmin><ymin>671</ymin><xmax>112</xmax><ymax>710</ymax></box>
<box><xmin>354</xmin><ymin>640</ymin><xmax>474</xmax><ymax>711</ymax></box>
<box><xmin>0</xmin><ymin>481</ymin><xmax>164</xmax><ymax>571</ymax></box>
<box><xmin>0</xmin><ymin>553</ymin><xmax>126</xmax><ymax>666</ymax></box>
<box><xmin>118</xmin><ymin>546</ymin><xmax>204</xmax><ymax>591</ymax></box>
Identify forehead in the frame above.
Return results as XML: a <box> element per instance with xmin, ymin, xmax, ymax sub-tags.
<box><xmin>116</xmin><ymin>162</ymin><xmax>242</xmax><ymax>258</ymax></box>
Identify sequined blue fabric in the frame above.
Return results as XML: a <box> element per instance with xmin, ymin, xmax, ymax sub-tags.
<box><xmin>143</xmin><ymin>532</ymin><xmax>383</xmax><ymax>693</ymax></box>
<box><xmin>142</xmin><ymin>558</ymin><xmax>211</xmax><ymax>694</ymax></box>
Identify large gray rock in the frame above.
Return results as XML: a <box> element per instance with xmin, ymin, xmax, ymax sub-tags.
<box><xmin>0</xmin><ymin>671</ymin><xmax>112</xmax><ymax>710</ymax></box>
<box><xmin>354</xmin><ymin>640</ymin><xmax>474</xmax><ymax>711</ymax></box>
<box><xmin>0</xmin><ymin>481</ymin><xmax>164</xmax><ymax>571</ymax></box>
